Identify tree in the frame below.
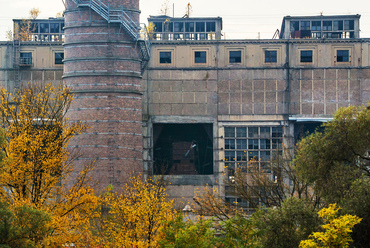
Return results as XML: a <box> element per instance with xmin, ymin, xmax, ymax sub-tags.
<box><xmin>96</xmin><ymin>175</ymin><xmax>176</xmax><ymax>247</ymax></box>
<box><xmin>159</xmin><ymin>0</ymin><xmax>171</xmax><ymax>16</ymax></box>
<box><xmin>253</xmin><ymin>197</ymin><xmax>321</xmax><ymax>248</ymax></box>
<box><xmin>185</xmin><ymin>3</ymin><xmax>193</xmax><ymax>17</ymax></box>
<box><xmin>0</xmin><ymin>84</ymin><xmax>98</xmax><ymax>246</ymax></box>
<box><xmin>29</xmin><ymin>8</ymin><xmax>40</xmax><ymax>20</ymax></box>
<box><xmin>159</xmin><ymin>215</ymin><xmax>218</xmax><ymax>248</ymax></box>
<box><xmin>299</xmin><ymin>204</ymin><xmax>361</xmax><ymax>248</ymax></box>
<box><xmin>0</xmin><ymin>200</ymin><xmax>51</xmax><ymax>248</ymax></box>
<box><xmin>294</xmin><ymin>105</ymin><xmax>370</xmax><ymax>247</ymax></box>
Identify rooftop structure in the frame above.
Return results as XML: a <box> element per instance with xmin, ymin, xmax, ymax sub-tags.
<box><xmin>280</xmin><ymin>14</ymin><xmax>361</xmax><ymax>39</ymax></box>
<box><xmin>148</xmin><ymin>15</ymin><xmax>222</xmax><ymax>40</ymax></box>
<box><xmin>13</xmin><ymin>17</ymin><xmax>65</xmax><ymax>42</ymax></box>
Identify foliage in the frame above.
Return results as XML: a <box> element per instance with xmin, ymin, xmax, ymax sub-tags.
<box><xmin>29</xmin><ymin>8</ymin><xmax>40</xmax><ymax>20</ymax></box>
<box><xmin>159</xmin><ymin>0</ymin><xmax>171</xmax><ymax>16</ymax></box>
<box><xmin>96</xmin><ymin>175</ymin><xmax>176</xmax><ymax>247</ymax></box>
<box><xmin>147</xmin><ymin>22</ymin><xmax>156</xmax><ymax>40</ymax></box>
<box><xmin>252</xmin><ymin>197</ymin><xmax>321</xmax><ymax>248</ymax></box>
<box><xmin>294</xmin><ymin>105</ymin><xmax>370</xmax><ymax>202</ymax></box>
<box><xmin>159</xmin><ymin>214</ymin><xmax>218</xmax><ymax>248</ymax></box>
<box><xmin>299</xmin><ymin>204</ymin><xmax>361</xmax><ymax>248</ymax></box>
<box><xmin>219</xmin><ymin>214</ymin><xmax>261</xmax><ymax>248</ymax></box>
<box><xmin>0</xmin><ymin>200</ymin><xmax>51</xmax><ymax>248</ymax></box>
<box><xmin>0</xmin><ymin>84</ymin><xmax>98</xmax><ymax>246</ymax></box>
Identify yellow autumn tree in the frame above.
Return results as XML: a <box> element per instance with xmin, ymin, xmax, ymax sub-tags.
<box><xmin>0</xmin><ymin>83</ymin><xmax>98</xmax><ymax>246</ymax></box>
<box><xmin>299</xmin><ymin>204</ymin><xmax>362</xmax><ymax>248</ymax></box>
<box><xmin>96</xmin><ymin>175</ymin><xmax>176</xmax><ymax>247</ymax></box>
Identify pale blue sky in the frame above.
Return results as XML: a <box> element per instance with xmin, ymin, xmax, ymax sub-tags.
<box><xmin>0</xmin><ymin>0</ymin><xmax>369</xmax><ymax>40</ymax></box>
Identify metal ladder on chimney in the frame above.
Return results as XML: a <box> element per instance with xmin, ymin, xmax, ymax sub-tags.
<box><xmin>71</xmin><ymin>0</ymin><xmax>151</xmax><ymax>74</ymax></box>
<box><xmin>13</xmin><ymin>39</ymin><xmax>20</xmax><ymax>89</ymax></box>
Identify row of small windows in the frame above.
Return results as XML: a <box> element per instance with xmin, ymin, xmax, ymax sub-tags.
<box><xmin>291</xmin><ymin>20</ymin><xmax>355</xmax><ymax>32</ymax></box>
<box><xmin>153</xmin><ymin>21</ymin><xmax>216</xmax><ymax>33</ymax></box>
<box><xmin>159</xmin><ymin>49</ymin><xmax>350</xmax><ymax>64</ymax></box>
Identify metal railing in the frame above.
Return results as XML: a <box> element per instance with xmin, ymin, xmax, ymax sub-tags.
<box><xmin>70</xmin><ymin>0</ymin><xmax>150</xmax><ymax>72</ymax></box>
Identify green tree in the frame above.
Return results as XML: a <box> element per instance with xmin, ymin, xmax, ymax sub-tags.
<box><xmin>299</xmin><ymin>204</ymin><xmax>361</xmax><ymax>248</ymax></box>
<box><xmin>294</xmin><ymin>105</ymin><xmax>370</xmax><ymax>247</ymax></box>
<box><xmin>0</xmin><ymin>201</ymin><xmax>51</xmax><ymax>248</ymax></box>
<box><xmin>252</xmin><ymin>197</ymin><xmax>321</xmax><ymax>248</ymax></box>
<box><xmin>159</xmin><ymin>214</ymin><xmax>218</xmax><ymax>248</ymax></box>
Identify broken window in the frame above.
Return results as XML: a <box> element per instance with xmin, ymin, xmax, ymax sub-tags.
<box><xmin>336</xmin><ymin>50</ymin><xmax>349</xmax><ymax>62</ymax></box>
<box><xmin>265</xmin><ymin>50</ymin><xmax>277</xmax><ymax>63</ymax></box>
<box><xmin>153</xmin><ymin>124</ymin><xmax>213</xmax><ymax>175</ymax></box>
<box><xmin>300</xmin><ymin>50</ymin><xmax>313</xmax><ymax>63</ymax></box>
<box><xmin>159</xmin><ymin>51</ymin><xmax>172</xmax><ymax>64</ymax></box>
<box><xmin>229</xmin><ymin>51</ymin><xmax>241</xmax><ymax>63</ymax></box>
<box><xmin>194</xmin><ymin>51</ymin><xmax>207</xmax><ymax>63</ymax></box>
<box><xmin>55</xmin><ymin>52</ymin><xmax>64</xmax><ymax>64</ymax></box>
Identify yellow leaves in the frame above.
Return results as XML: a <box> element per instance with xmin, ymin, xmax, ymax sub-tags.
<box><xmin>98</xmin><ymin>175</ymin><xmax>176</xmax><ymax>247</ymax></box>
<box><xmin>0</xmin><ymin>83</ymin><xmax>97</xmax><ymax>246</ymax></box>
<box><xmin>299</xmin><ymin>204</ymin><xmax>362</xmax><ymax>248</ymax></box>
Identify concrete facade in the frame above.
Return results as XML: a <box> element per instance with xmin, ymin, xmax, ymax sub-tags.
<box><xmin>1</xmin><ymin>14</ymin><xmax>370</xmax><ymax>207</ymax></box>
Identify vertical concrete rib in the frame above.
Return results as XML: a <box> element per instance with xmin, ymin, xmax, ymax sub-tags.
<box><xmin>64</xmin><ymin>0</ymin><xmax>143</xmax><ymax>190</ymax></box>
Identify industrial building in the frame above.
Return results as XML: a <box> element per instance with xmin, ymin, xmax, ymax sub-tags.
<box><xmin>0</xmin><ymin>4</ymin><xmax>369</xmax><ymax>207</ymax></box>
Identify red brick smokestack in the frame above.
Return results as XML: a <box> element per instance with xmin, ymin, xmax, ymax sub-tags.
<box><xmin>63</xmin><ymin>0</ymin><xmax>143</xmax><ymax>190</ymax></box>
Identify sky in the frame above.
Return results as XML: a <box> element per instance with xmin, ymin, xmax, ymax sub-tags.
<box><xmin>0</xmin><ymin>0</ymin><xmax>369</xmax><ymax>40</ymax></box>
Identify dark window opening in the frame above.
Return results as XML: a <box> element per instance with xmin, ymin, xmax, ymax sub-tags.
<box><xmin>194</xmin><ymin>51</ymin><xmax>207</xmax><ymax>63</ymax></box>
<box><xmin>323</xmin><ymin>21</ymin><xmax>332</xmax><ymax>31</ymax></box>
<box><xmin>300</xmin><ymin>21</ymin><xmax>310</xmax><ymax>30</ymax></box>
<box><xmin>290</xmin><ymin>21</ymin><xmax>299</xmax><ymax>32</ymax></box>
<box><xmin>185</xmin><ymin>22</ymin><xmax>194</xmax><ymax>32</ymax></box>
<box><xmin>300</xmin><ymin>50</ymin><xmax>313</xmax><ymax>63</ymax></box>
<box><xmin>206</xmin><ymin>22</ymin><xmax>216</xmax><ymax>32</ymax></box>
<box><xmin>55</xmin><ymin>52</ymin><xmax>64</xmax><ymax>64</ymax></box>
<box><xmin>265</xmin><ymin>50</ymin><xmax>277</xmax><ymax>63</ymax></box>
<box><xmin>336</xmin><ymin>50</ymin><xmax>349</xmax><ymax>62</ymax></box>
<box><xmin>196</xmin><ymin>22</ymin><xmax>205</xmax><ymax>32</ymax></box>
<box><xmin>294</xmin><ymin>122</ymin><xmax>324</xmax><ymax>144</ymax></box>
<box><xmin>40</xmin><ymin>23</ymin><xmax>49</xmax><ymax>33</ymax></box>
<box><xmin>159</xmin><ymin>51</ymin><xmax>171</xmax><ymax>64</ymax></box>
<box><xmin>153</xmin><ymin>123</ymin><xmax>213</xmax><ymax>175</ymax></box>
<box><xmin>229</xmin><ymin>51</ymin><xmax>241</xmax><ymax>63</ymax></box>
<box><xmin>344</xmin><ymin>20</ymin><xmax>354</xmax><ymax>30</ymax></box>
<box><xmin>174</xmin><ymin>22</ymin><xmax>184</xmax><ymax>32</ymax></box>
<box><xmin>153</xmin><ymin>22</ymin><xmax>162</xmax><ymax>32</ymax></box>
<box><xmin>50</xmin><ymin>23</ymin><xmax>60</xmax><ymax>33</ymax></box>
<box><xmin>312</xmin><ymin>21</ymin><xmax>321</xmax><ymax>31</ymax></box>
<box><xmin>20</xmin><ymin>52</ymin><xmax>32</xmax><ymax>65</ymax></box>
<box><xmin>333</xmin><ymin>20</ymin><xmax>343</xmax><ymax>31</ymax></box>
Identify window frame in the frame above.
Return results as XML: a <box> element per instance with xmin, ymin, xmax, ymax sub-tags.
<box><xmin>159</xmin><ymin>51</ymin><xmax>172</xmax><ymax>64</ymax></box>
<box><xmin>229</xmin><ymin>50</ymin><xmax>242</xmax><ymax>64</ymax></box>
<box><xmin>194</xmin><ymin>51</ymin><xmax>207</xmax><ymax>64</ymax></box>
<box><xmin>300</xmin><ymin>50</ymin><xmax>313</xmax><ymax>63</ymax></box>
<box><xmin>54</xmin><ymin>52</ymin><xmax>64</xmax><ymax>65</ymax></box>
<box><xmin>264</xmin><ymin>50</ymin><xmax>277</xmax><ymax>63</ymax></box>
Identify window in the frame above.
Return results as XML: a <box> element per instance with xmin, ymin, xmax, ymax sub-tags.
<box><xmin>40</xmin><ymin>23</ymin><xmax>49</xmax><ymax>33</ymax></box>
<box><xmin>159</xmin><ymin>51</ymin><xmax>171</xmax><ymax>64</ymax></box>
<box><xmin>185</xmin><ymin>22</ymin><xmax>194</xmax><ymax>32</ymax></box>
<box><xmin>194</xmin><ymin>51</ymin><xmax>206</xmax><ymax>63</ymax></box>
<box><xmin>20</xmin><ymin>52</ymin><xmax>32</xmax><ymax>65</ymax></box>
<box><xmin>290</xmin><ymin>21</ymin><xmax>299</xmax><ymax>32</ymax></box>
<box><xmin>196</xmin><ymin>22</ymin><xmax>205</xmax><ymax>32</ymax></box>
<box><xmin>206</xmin><ymin>22</ymin><xmax>216</xmax><ymax>32</ymax></box>
<box><xmin>300</xmin><ymin>50</ymin><xmax>313</xmax><ymax>63</ymax></box>
<box><xmin>300</xmin><ymin>21</ymin><xmax>310</xmax><ymax>30</ymax></box>
<box><xmin>323</xmin><ymin>21</ymin><xmax>332</xmax><ymax>31</ymax></box>
<box><xmin>336</xmin><ymin>50</ymin><xmax>349</xmax><ymax>62</ymax></box>
<box><xmin>265</xmin><ymin>50</ymin><xmax>277</xmax><ymax>63</ymax></box>
<box><xmin>174</xmin><ymin>22</ymin><xmax>184</xmax><ymax>32</ymax></box>
<box><xmin>333</xmin><ymin>20</ymin><xmax>343</xmax><ymax>31</ymax></box>
<box><xmin>50</xmin><ymin>23</ymin><xmax>60</xmax><ymax>33</ymax></box>
<box><xmin>344</xmin><ymin>20</ymin><xmax>354</xmax><ymax>30</ymax></box>
<box><xmin>229</xmin><ymin>51</ymin><xmax>241</xmax><ymax>63</ymax></box>
<box><xmin>312</xmin><ymin>21</ymin><xmax>321</xmax><ymax>31</ymax></box>
<box><xmin>55</xmin><ymin>52</ymin><xmax>64</xmax><ymax>64</ymax></box>
<box><xmin>153</xmin><ymin>22</ymin><xmax>163</xmax><ymax>32</ymax></box>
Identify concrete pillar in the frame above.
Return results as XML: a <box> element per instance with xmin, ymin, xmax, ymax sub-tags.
<box><xmin>63</xmin><ymin>0</ymin><xmax>143</xmax><ymax>191</ymax></box>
